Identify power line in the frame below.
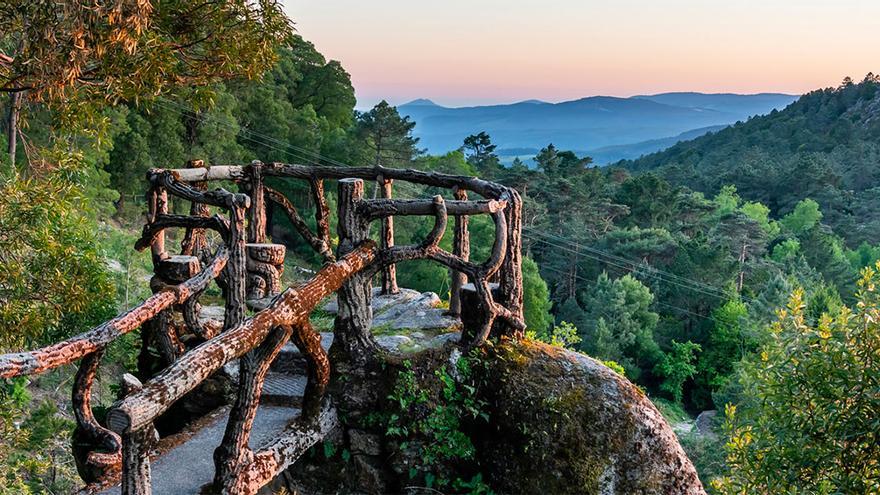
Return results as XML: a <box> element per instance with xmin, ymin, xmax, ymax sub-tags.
<box><xmin>523</xmin><ymin>228</ymin><xmax>746</xmax><ymax>304</ymax></box>
<box><xmin>525</xmin><ymin>226</ymin><xmax>743</xmax><ymax>301</ymax></box>
<box><xmin>535</xmin><ymin>261</ymin><xmax>718</xmax><ymax>324</ymax></box>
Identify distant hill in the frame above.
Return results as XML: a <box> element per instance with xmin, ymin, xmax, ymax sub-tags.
<box><xmin>584</xmin><ymin>125</ymin><xmax>727</xmax><ymax>164</ymax></box>
<box><xmin>398</xmin><ymin>93</ymin><xmax>797</xmax><ymax>161</ymax></box>
<box><xmin>620</xmin><ymin>77</ymin><xmax>880</xmax><ymax>246</ymax></box>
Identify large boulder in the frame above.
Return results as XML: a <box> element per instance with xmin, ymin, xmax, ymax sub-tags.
<box><xmin>474</xmin><ymin>340</ymin><xmax>705</xmax><ymax>495</ymax></box>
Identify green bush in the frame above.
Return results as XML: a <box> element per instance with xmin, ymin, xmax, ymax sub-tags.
<box><xmin>0</xmin><ymin>176</ymin><xmax>116</xmax><ymax>350</ymax></box>
<box><xmin>714</xmin><ymin>270</ymin><xmax>880</xmax><ymax>494</ymax></box>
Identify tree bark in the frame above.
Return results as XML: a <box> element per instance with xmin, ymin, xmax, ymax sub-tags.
<box><xmin>309</xmin><ymin>178</ymin><xmax>332</xmax><ymax>260</ymax></box>
<box><xmin>214</xmin><ymin>324</ymin><xmax>292</xmax><ymax>491</ymax></box>
<box><xmin>265</xmin><ymin>187</ymin><xmax>334</xmax><ymax>262</ymax></box>
<box><xmin>6</xmin><ymin>91</ymin><xmax>20</xmax><ymax>168</ymax></box>
<box><xmin>246</xmin><ymin>161</ymin><xmax>267</xmax><ymax>244</ymax></box>
<box><xmin>72</xmin><ymin>349</ymin><xmax>122</xmax><ymax>484</ymax></box>
<box><xmin>498</xmin><ymin>189</ymin><xmax>525</xmax><ymax>337</ymax></box>
<box><xmin>181</xmin><ymin>160</ymin><xmax>211</xmax><ymax>262</ymax></box>
<box><xmin>225</xmin><ymin>201</ymin><xmax>248</xmax><ymax>330</ymax></box>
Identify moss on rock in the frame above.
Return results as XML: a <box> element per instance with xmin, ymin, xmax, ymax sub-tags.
<box><xmin>472</xmin><ymin>339</ymin><xmax>705</xmax><ymax>495</ymax></box>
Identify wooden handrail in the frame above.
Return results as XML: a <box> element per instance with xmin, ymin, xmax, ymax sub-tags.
<box><xmin>358</xmin><ymin>197</ymin><xmax>506</xmax><ymax>219</ymax></box>
<box><xmin>107</xmin><ymin>241</ymin><xmax>378</xmax><ymax>434</ymax></box>
<box><xmin>0</xmin><ymin>247</ymin><xmax>229</xmax><ymax>379</ymax></box>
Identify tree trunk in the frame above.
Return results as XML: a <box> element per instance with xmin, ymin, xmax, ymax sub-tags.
<box><xmin>6</xmin><ymin>91</ymin><xmax>20</xmax><ymax>168</ymax></box>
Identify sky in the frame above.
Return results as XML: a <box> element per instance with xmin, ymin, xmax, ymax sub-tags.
<box><xmin>283</xmin><ymin>1</ymin><xmax>880</xmax><ymax>109</ymax></box>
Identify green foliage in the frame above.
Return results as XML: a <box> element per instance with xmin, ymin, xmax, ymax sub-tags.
<box><xmin>714</xmin><ymin>275</ymin><xmax>880</xmax><ymax>494</ymax></box>
<box><xmin>528</xmin><ymin>320</ymin><xmax>582</xmax><ymax>350</ymax></box>
<box><xmin>574</xmin><ymin>272</ymin><xmax>662</xmax><ymax>381</ymax></box>
<box><xmin>521</xmin><ymin>257</ymin><xmax>553</xmax><ymax>334</ymax></box>
<box><xmin>0</xmin><ymin>0</ymin><xmax>293</xmax><ymax>111</ymax></box>
<box><xmin>654</xmin><ymin>340</ymin><xmax>701</xmax><ymax>403</ymax></box>
<box><xmin>0</xmin><ymin>176</ymin><xmax>116</xmax><ymax>350</ymax></box>
<box><xmin>383</xmin><ymin>358</ymin><xmax>493</xmax><ymax>494</ymax></box>
<box><xmin>462</xmin><ymin>132</ymin><xmax>502</xmax><ymax>178</ymax></box>
<box><xmin>739</xmin><ymin>201</ymin><xmax>780</xmax><ymax>238</ymax></box>
<box><xmin>713</xmin><ymin>185</ymin><xmax>740</xmax><ymax>216</ymax></box>
<box><xmin>845</xmin><ymin>241</ymin><xmax>880</xmax><ymax>271</ymax></box>
<box><xmin>771</xmin><ymin>238</ymin><xmax>801</xmax><ymax>262</ymax></box>
<box><xmin>0</xmin><ymin>378</ymin><xmax>76</xmax><ymax>494</ymax></box>
<box><xmin>780</xmin><ymin>198</ymin><xmax>822</xmax><ymax>234</ymax></box>
<box><xmin>355</xmin><ymin>100</ymin><xmax>421</xmax><ymax>167</ymax></box>
<box><xmin>624</xmin><ymin>76</ymin><xmax>880</xmax><ymax>247</ymax></box>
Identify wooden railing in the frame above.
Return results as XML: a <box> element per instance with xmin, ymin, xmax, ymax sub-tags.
<box><xmin>0</xmin><ymin>161</ymin><xmax>525</xmax><ymax>494</ymax></box>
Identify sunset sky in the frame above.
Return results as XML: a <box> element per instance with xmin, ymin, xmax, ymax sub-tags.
<box><xmin>283</xmin><ymin>1</ymin><xmax>880</xmax><ymax>108</ymax></box>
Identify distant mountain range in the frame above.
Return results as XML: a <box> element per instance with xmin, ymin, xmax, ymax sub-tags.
<box><xmin>398</xmin><ymin>92</ymin><xmax>798</xmax><ymax>164</ymax></box>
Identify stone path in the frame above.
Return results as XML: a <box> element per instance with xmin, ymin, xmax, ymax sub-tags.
<box><xmin>99</xmin><ymin>406</ymin><xmax>302</xmax><ymax>495</ymax></box>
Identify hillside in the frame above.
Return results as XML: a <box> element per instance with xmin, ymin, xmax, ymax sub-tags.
<box><xmin>621</xmin><ymin>75</ymin><xmax>880</xmax><ymax>246</ymax></box>
<box><xmin>398</xmin><ymin>93</ymin><xmax>796</xmax><ymax>161</ymax></box>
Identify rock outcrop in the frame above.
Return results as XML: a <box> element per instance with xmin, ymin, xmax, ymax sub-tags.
<box><xmin>473</xmin><ymin>339</ymin><xmax>706</xmax><ymax>495</ymax></box>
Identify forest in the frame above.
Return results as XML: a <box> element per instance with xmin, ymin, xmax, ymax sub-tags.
<box><xmin>1</xmin><ymin>4</ymin><xmax>879</xmax><ymax>493</ymax></box>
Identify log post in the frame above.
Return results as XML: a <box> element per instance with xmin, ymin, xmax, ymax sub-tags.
<box><xmin>213</xmin><ymin>325</ymin><xmax>292</xmax><ymax>492</ymax></box>
<box><xmin>147</xmin><ymin>186</ymin><xmax>169</xmax><ymax>266</ymax></box>
<box><xmin>120</xmin><ymin>374</ymin><xmax>152</xmax><ymax>495</ymax></box>
<box><xmin>448</xmin><ymin>187</ymin><xmax>470</xmax><ymax>317</ymax></box>
<box><xmin>225</xmin><ymin>195</ymin><xmax>250</xmax><ymax>331</ymax></box>
<box><xmin>378</xmin><ymin>176</ymin><xmax>399</xmax><ymax>294</ymax></box>
<box><xmin>497</xmin><ymin>189</ymin><xmax>525</xmax><ymax>337</ymax></box>
<box><xmin>333</xmin><ymin>178</ymin><xmax>379</xmax><ymax>364</ymax></box>
<box><xmin>246</xmin><ymin>160</ymin><xmax>267</xmax><ymax>244</ymax></box>
<box><xmin>181</xmin><ymin>160</ymin><xmax>210</xmax><ymax>261</ymax></box>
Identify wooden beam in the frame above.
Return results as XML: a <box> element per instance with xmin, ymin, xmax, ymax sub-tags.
<box><xmin>359</xmin><ymin>198</ymin><xmax>506</xmax><ymax>220</ymax></box>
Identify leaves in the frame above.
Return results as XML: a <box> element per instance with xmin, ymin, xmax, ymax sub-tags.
<box><xmin>715</xmin><ymin>270</ymin><xmax>880</xmax><ymax>493</ymax></box>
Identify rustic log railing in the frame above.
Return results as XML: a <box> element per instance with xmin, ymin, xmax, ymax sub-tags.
<box><xmin>0</xmin><ymin>161</ymin><xmax>525</xmax><ymax>495</ymax></box>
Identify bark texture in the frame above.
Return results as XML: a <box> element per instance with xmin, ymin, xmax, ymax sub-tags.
<box><xmin>119</xmin><ymin>374</ymin><xmax>153</xmax><ymax>495</ymax></box>
<box><xmin>265</xmin><ymin>186</ymin><xmax>335</xmax><ymax>262</ymax></box>
<box><xmin>377</xmin><ymin>176</ymin><xmax>399</xmax><ymax>295</ymax></box>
